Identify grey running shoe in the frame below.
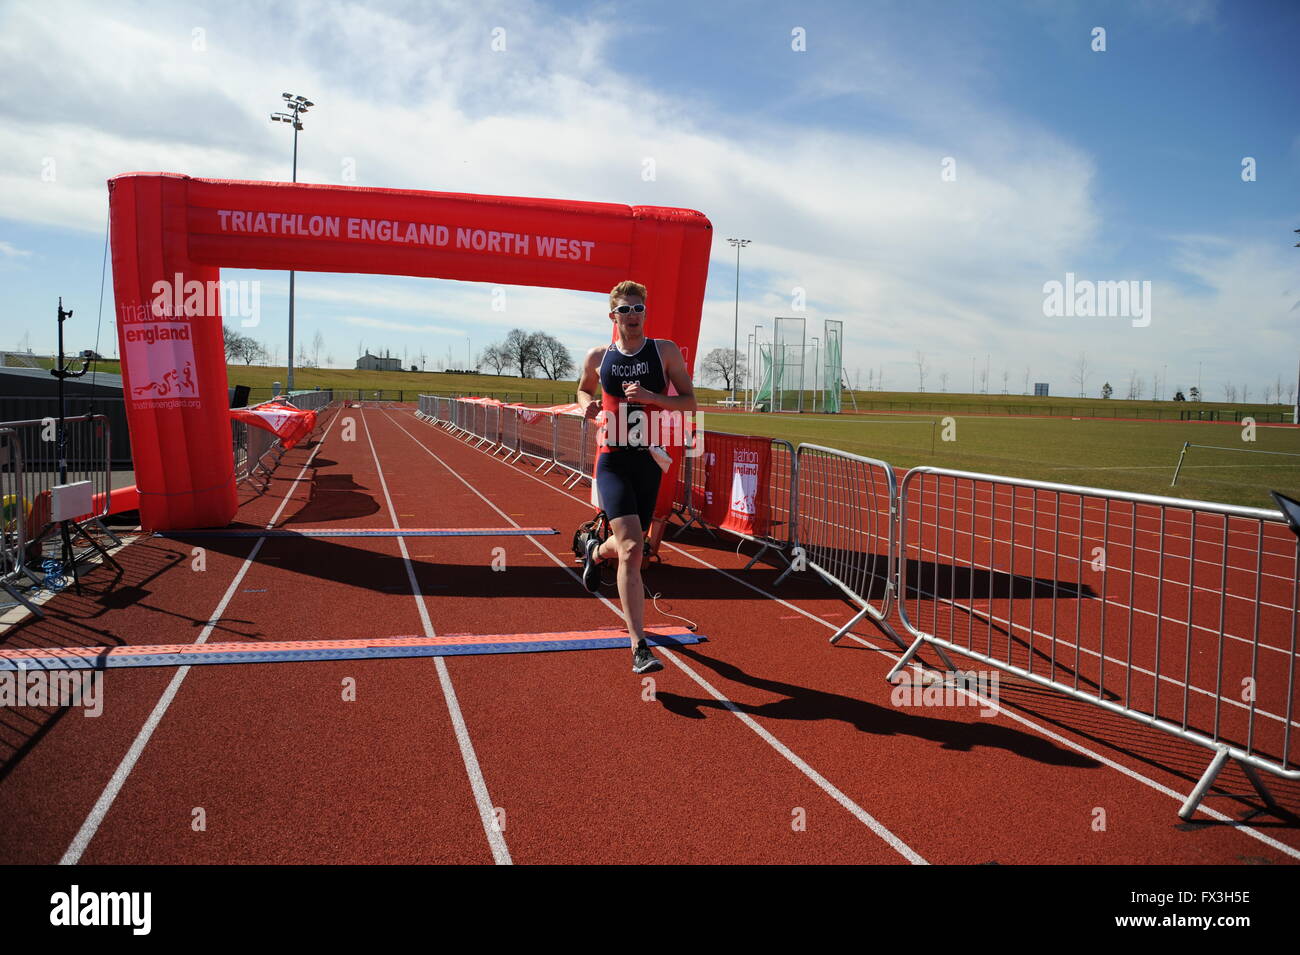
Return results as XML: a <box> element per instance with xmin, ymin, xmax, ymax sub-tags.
<box><xmin>582</xmin><ymin>537</ymin><xmax>602</xmax><ymax>592</ymax></box>
<box><xmin>632</xmin><ymin>640</ymin><xmax>664</xmax><ymax>674</ymax></box>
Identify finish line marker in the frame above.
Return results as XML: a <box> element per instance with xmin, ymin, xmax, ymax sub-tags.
<box><xmin>153</xmin><ymin>526</ymin><xmax>558</xmax><ymax>539</ymax></box>
<box><xmin>0</xmin><ymin>628</ymin><xmax>705</xmax><ymax>670</ymax></box>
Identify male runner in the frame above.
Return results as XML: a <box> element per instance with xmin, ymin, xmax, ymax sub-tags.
<box><xmin>576</xmin><ymin>280</ymin><xmax>696</xmax><ymax>674</ymax></box>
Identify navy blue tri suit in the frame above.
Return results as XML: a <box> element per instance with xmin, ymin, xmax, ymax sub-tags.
<box><xmin>595</xmin><ymin>337</ymin><xmax>667</xmax><ymax>529</ymax></box>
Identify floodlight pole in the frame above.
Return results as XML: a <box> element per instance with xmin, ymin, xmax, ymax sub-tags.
<box><xmin>271</xmin><ymin>92</ymin><xmax>313</xmax><ymax>393</ymax></box>
<box><xmin>727</xmin><ymin>238</ymin><xmax>750</xmax><ymax>403</ymax></box>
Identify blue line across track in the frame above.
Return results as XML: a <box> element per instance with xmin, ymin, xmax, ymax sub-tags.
<box><xmin>153</xmin><ymin>527</ymin><xmax>558</xmax><ymax>538</ymax></box>
<box><xmin>0</xmin><ymin>631</ymin><xmax>707</xmax><ymax>670</ymax></box>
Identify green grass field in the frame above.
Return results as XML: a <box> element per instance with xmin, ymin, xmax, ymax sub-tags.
<box><xmin>27</xmin><ymin>358</ymin><xmax>1298</xmax><ymax>509</ymax></box>
<box><xmin>699</xmin><ymin>409</ymin><xmax>1300</xmax><ymax>510</ymax></box>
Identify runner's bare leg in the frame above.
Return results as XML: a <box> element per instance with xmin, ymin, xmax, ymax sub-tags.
<box><xmin>599</xmin><ymin>515</ymin><xmax>647</xmax><ymax>649</ymax></box>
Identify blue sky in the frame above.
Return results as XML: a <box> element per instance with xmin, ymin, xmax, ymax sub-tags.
<box><xmin>1</xmin><ymin>0</ymin><xmax>1297</xmax><ymax>399</ymax></box>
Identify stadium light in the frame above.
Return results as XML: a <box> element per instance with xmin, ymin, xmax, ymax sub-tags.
<box><xmin>270</xmin><ymin>91</ymin><xmax>313</xmax><ymax>391</ymax></box>
<box><xmin>727</xmin><ymin>238</ymin><xmax>751</xmax><ymax>404</ymax></box>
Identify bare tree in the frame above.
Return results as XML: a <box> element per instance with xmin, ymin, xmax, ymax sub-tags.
<box><xmin>481</xmin><ymin>344</ymin><xmax>508</xmax><ymax>375</ymax></box>
<box><xmin>534</xmin><ymin>333</ymin><xmax>575</xmax><ymax>380</ymax></box>
<box><xmin>1001</xmin><ymin>369</ymin><xmax>1009</xmax><ymax>395</ymax></box>
<box><xmin>939</xmin><ymin>370</ymin><xmax>949</xmax><ymax>392</ymax></box>
<box><xmin>501</xmin><ymin>329</ymin><xmax>543</xmax><ymax>378</ymax></box>
<box><xmin>311</xmin><ymin>331</ymin><xmax>325</xmax><ymax>368</ymax></box>
<box><xmin>223</xmin><ymin>323</ymin><xmax>241</xmax><ymax>361</ymax></box>
<box><xmin>1023</xmin><ymin>366</ymin><xmax>1030</xmax><ymax>395</ymax></box>
<box><xmin>914</xmin><ymin>350</ymin><xmax>929</xmax><ymax>393</ymax></box>
<box><xmin>700</xmin><ymin>348</ymin><xmax>747</xmax><ymax>390</ymax></box>
<box><xmin>978</xmin><ymin>366</ymin><xmax>988</xmax><ymax>394</ymax></box>
<box><xmin>1071</xmin><ymin>353</ymin><xmax>1090</xmax><ymax>397</ymax></box>
<box><xmin>1242</xmin><ymin>384</ymin><xmax>1250</xmax><ymax>403</ymax></box>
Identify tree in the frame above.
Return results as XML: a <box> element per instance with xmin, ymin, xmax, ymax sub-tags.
<box><xmin>914</xmin><ymin>351</ymin><xmax>929</xmax><ymax>392</ymax></box>
<box><xmin>940</xmin><ymin>371</ymin><xmax>949</xmax><ymax>392</ymax></box>
<box><xmin>223</xmin><ymin>323</ymin><xmax>241</xmax><ymax>361</ymax></box>
<box><xmin>501</xmin><ymin>328</ymin><xmax>543</xmax><ymax>378</ymax></box>
<box><xmin>1101</xmin><ymin>382</ymin><xmax>1113</xmax><ymax>399</ymax></box>
<box><xmin>481</xmin><ymin>344</ymin><xmax>508</xmax><ymax>375</ymax></box>
<box><xmin>312</xmin><ymin>331</ymin><xmax>325</xmax><ymax>368</ymax></box>
<box><xmin>534</xmin><ymin>333</ymin><xmax>574</xmax><ymax>380</ymax></box>
<box><xmin>1071</xmin><ymin>352</ymin><xmax>1090</xmax><ymax>398</ymax></box>
<box><xmin>237</xmin><ymin>339</ymin><xmax>266</xmax><ymax>365</ymax></box>
<box><xmin>700</xmin><ymin>348</ymin><xmax>747</xmax><ymax>390</ymax></box>
<box><xmin>1126</xmin><ymin>369</ymin><xmax>1142</xmax><ymax>400</ymax></box>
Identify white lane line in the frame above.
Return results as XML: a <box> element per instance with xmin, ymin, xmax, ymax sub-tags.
<box><xmin>383</xmin><ymin>409</ymin><xmax>927</xmax><ymax>865</ymax></box>
<box><xmin>361</xmin><ymin>409</ymin><xmax>511</xmax><ymax>866</ymax></box>
<box><xmin>61</xmin><ymin>406</ymin><xmax>344</xmax><ymax>866</ymax></box>
<box><xmin>406</xmin><ymin>411</ymin><xmax>1300</xmax><ymax>862</ymax></box>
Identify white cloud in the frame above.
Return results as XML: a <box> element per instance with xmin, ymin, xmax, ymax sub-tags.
<box><xmin>0</xmin><ymin>0</ymin><xmax>1284</xmax><ymax>391</ymax></box>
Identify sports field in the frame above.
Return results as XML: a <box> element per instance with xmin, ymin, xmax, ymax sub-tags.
<box><xmin>700</xmin><ymin>409</ymin><xmax>1300</xmax><ymax>511</ymax></box>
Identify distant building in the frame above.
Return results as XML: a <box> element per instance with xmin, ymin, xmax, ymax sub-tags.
<box><xmin>356</xmin><ymin>352</ymin><xmax>402</xmax><ymax>371</ymax></box>
<box><xmin>1033</xmin><ymin>382</ymin><xmax>1049</xmax><ymax>397</ymax></box>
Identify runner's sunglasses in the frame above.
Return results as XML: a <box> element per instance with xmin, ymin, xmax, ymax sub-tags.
<box><xmin>611</xmin><ymin>304</ymin><xmax>646</xmax><ymax>314</ymax></box>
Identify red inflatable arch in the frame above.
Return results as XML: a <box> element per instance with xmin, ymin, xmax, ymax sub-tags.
<box><xmin>108</xmin><ymin>173</ymin><xmax>712</xmax><ymax>530</ymax></box>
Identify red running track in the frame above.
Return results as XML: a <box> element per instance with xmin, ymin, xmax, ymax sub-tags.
<box><xmin>0</xmin><ymin>402</ymin><xmax>1296</xmax><ymax>864</ymax></box>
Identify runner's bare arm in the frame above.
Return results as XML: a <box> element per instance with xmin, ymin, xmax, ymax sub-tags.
<box><xmin>577</xmin><ymin>346</ymin><xmax>605</xmax><ymax>419</ymax></box>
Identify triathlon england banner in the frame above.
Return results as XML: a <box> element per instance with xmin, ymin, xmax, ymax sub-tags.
<box><xmin>700</xmin><ymin>432</ymin><xmax>771</xmax><ymax>537</ymax></box>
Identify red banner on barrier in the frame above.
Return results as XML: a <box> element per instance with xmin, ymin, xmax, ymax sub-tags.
<box><xmin>231</xmin><ymin>402</ymin><xmax>316</xmax><ymax>450</ymax></box>
<box><xmin>700</xmin><ymin>432</ymin><xmax>771</xmax><ymax>537</ymax></box>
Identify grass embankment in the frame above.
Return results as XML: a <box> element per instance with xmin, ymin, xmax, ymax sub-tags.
<box><xmin>32</xmin><ymin>360</ymin><xmax>1296</xmax><ymax>508</ymax></box>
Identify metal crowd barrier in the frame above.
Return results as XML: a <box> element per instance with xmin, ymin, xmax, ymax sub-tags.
<box><xmin>0</xmin><ymin>427</ymin><xmax>35</xmax><ymax>612</ymax></box>
<box><xmin>514</xmin><ymin>409</ymin><xmax>556</xmax><ymax>467</ymax></box>
<box><xmin>788</xmin><ymin>444</ymin><xmax>919</xmax><ymax>651</ymax></box>
<box><xmin>672</xmin><ymin>429</ymin><xmax>797</xmax><ymax>571</ymax></box>
<box><xmin>0</xmin><ymin>414</ymin><xmax>117</xmax><ymax>615</ymax></box>
<box><xmin>892</xmin><ymin>466</ymin><xmax>1299</xmax><ymax>819</ymax></box>
<box><xmin>552</xmin><ymin>413</ymin><xmax>590</xmax><ymax>488</ymax></box>
<box><xmin>233</xmin><ymin>391</ymin><xmax>334</xmax><ymax>487</ymax></box>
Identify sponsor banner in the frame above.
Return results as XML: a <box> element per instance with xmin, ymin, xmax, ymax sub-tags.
<box><xmin>700</xmin><ymin>432</ymin><xmax>771</xmax><ymax>537</ymax></box>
